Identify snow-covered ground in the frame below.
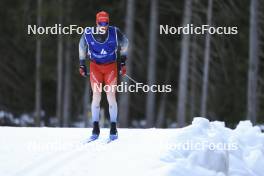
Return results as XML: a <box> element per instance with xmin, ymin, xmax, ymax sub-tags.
<box><xmin>0</xmin><ymin>117</ymin><xmax>263</xmax><ymax>176</ymax></box>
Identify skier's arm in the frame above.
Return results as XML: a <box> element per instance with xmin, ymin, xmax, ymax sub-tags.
<box><xmin>116</xmin><ymin>28</ymin><xmax>128</xmax><ymax>76</ymax></box>
<box><xmin>79</xmin><ymin>33</ymin><xmax>88</xmax><ymax>65</ymax></box>
<box><xmin>79</xmin><ymin>34</ymin><xmax>89</xmax><ymax>77</ymax></box>
<box><xmin>116</xmin><ymin>28</ymin><xmax>129</xmax><ymax>66</ymax></box>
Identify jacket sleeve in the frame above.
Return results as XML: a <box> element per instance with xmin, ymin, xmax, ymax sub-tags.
<box><xmin>79</xmin><ymin>33</ymin><xmax>89</xmax><ymax>65</ymax></box>
<box><xmin>116</xmin><ymin>28</ymin><xmax>129</xmax><ymax>57</ymax></box>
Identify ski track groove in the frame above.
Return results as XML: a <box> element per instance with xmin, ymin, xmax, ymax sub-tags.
<box><xmin>11</xmin><ymin>136</ymin><xmax>116</xmax><ymax>176</ymax></box>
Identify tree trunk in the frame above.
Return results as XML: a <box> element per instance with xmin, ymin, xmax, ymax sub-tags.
<box><xmin>189</xmin><ymin>35</ymin><xmax>198</xmax><ymax>119</ymax></box>
<box><xmin>34</xmin><ymin>0</ymin><xmax>42</xmax><ymax>127</ymax></box>
<box><xmin>146</xmin><ymin>0</ymin><xmax>158</xmax><ymax>128</ymax></box>
<box><xmin>118</xmin><ymin>0</ymin><xmax>135</xmax><ymax>127</ymax></box>
<box><xmin>176</xmin><ymin>0</ymin><xmax>193</xmax><ymax>127</ymax></box>
<box><xmin>56</xmin><ymin>0</ymin><xmax>64</xmax><ymax>127</ymax></box>
<box><xmin>156</xmin><ymin>62</ymin><xmax>171</xmax><ymax>128</ymax></box>
<box><xmin>247</xmin><ymin>0</ymin><xmax>259</xmax><ymax>124</ymax></box>
<box><xmin>62</xmin><ymin>0</ymin><xmax>72</xmax><ymax>127</ymax></box>
<box><xmin>62</xmin><ymin>37</ymin><xmax>71</xmax><ymax>127</ymax></box>
<box><xmin>200</xmin><ymin>0</ymin><xmax>213</xmax><ymax>118</ymax></box>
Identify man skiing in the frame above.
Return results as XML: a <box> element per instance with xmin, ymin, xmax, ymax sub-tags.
<box><xmin>79</xmin><ymin>11</ymin><xmax>128</xmax><ymax>141</ymax></box>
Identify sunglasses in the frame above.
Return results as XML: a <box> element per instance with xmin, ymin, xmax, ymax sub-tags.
<box><xmin>98</xmin><ymin>22</ymin><xmax>109</xmax><ymax>26</ymax></box>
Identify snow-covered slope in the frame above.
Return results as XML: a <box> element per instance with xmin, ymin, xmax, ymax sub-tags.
<box><xmin>0</xmin><ymin>117</ymin><xmax>263</xmax><ymax>176</ymax></box>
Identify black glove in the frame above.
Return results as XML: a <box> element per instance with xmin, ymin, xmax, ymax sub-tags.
<box><xmin>119</xmin><ymin>55</ymin><xmax>127</xmax><ymax>75</ymax></box>
<box><xmin>79</xmin><ymin>65</ymin><xmax>88</xmax><ymax>77</ymax></box>
<box><xmin>120</xmin><ymin>55</ymin><xmax>127</xmax><ymax>66</ymax></box>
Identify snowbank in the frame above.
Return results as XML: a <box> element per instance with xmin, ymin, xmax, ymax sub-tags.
<box><xmin>0</xmin><ymin>117</ymin><xmax>263</xmax><ymax>176</ymax></box>
<box><xmin>157</xmin><ymin>117</ymin><xmax>264</xmax><ymax>176</ymax></box>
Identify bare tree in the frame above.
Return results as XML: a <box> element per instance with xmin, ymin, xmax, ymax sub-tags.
<box><xmin>176</xmin><ymin>0</ymin><xmax>193</xmax><ymax>127</ymax></box>
<box><xmin>200</xmin><ymin>0</ymin><xmax>213</xmax><ymax>117</ymax></box>
<box><xmin>156</xmin><ymin>63</ymin><xmax>171</xmax><ymax>128</ymax></box>
<box><xmin>34</xmin><ymin>0</ymin><xmax>42</xmax><ymax>127</ymax></box>
<box><xmin>62</xmin><ymin>0</ymin><xmax>72</xmax><ymax>127</ymax></box>
<box><xmin>146</xmin><ymin>0</ymin><xmax>158</xmax><ymax>127</ymax></box>
<box><xmin>156</xmin><ymin>41</ymin><xmax>174</xmax><ymax>128</ymax></box>
<box><xmin>189</xmin><ymin>35</ymin><xmax>198</xmax><ymax>119</ymax></box>
<box><xmin>118</xmin><ymin>0</ymin><xmax>135</xmax><ymax>127</ymax></box>
<box><xmin>247</xmin><ymin>0</ymin><xmax>259</xmax><ymax>124</ymax></box>
<box><xmin>62</xmin><ymin>39</ymin><xmax>71</xmax><ymax>127</ymax></box>
<box><xmin>188</xmin><ymin>0</ymin><xmax>203</xmax><ymax>120</ymax></box>
<box><xmin>56</xmin><ymin>0</ymin><xmax>64</xmax><ymax>127</ymax></box>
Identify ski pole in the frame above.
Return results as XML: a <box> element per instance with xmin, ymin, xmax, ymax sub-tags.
<box><xmin>124</xmin><ymin>74</ymin><xmax>140</xmax><ymax>84</ymax></box>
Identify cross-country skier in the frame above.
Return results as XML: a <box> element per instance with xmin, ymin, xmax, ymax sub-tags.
<box><xmin>79</xmin><ymin>11</ymin><xmax>128</xmax><ymax>141</ymax></box>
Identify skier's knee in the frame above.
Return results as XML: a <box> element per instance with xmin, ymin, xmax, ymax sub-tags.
<box><xmin>106</xmin><ymin>93</ymin><xmax>117</xmax><ymax>106</ymax></box>
<box><xmin>92</xmin><ymin>92</ymin><xmax>101</xmax><ymax>106</ymax></box>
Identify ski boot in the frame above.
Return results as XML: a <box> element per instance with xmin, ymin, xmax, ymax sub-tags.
<box><xmin>109</xmin><ymin>122</ymin><xmax>118</xmax><ymax>141</ymax></box>
<box><xmin>90</xmin><ymin>121</ymin><xmax>100</xmax><ymax>140</ymax></box>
